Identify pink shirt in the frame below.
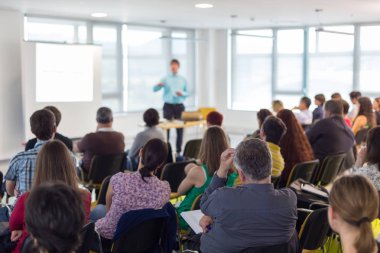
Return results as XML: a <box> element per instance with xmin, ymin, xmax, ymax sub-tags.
<box><xmin>95</xmin><ymin>172</ymin><xmax>170</xmax><ymax>239</ymax></box>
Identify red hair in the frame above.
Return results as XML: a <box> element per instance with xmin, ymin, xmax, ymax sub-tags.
<box><xmin>207</xmin><ymin>111</ymin><xmax>224</xmax><ymax>126</ymax></box>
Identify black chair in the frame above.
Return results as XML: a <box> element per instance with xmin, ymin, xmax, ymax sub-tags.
<box><xmin>240</xmin><ymin>231</ymin><xmax>300</xmax><ymax>253</ymax></box>
<box><xmin>97</xmin><ymin>176</ymin><xmax>112</xmax><ymax>206</ymax></box>
<box><xmin>160</xmin><ymin>161</ymin><xmax>195</xmax><ymax>193</ymax></box>
<box><xmin>285</xmin><ymin>160</ymin><xmax>320</xmax><ymax>187</ymax></box>
<box><xmin>111</xmin><ymin>218</ymin><xmax>165</xmax><ymax>253</ymax></box>
<box><xmin>312</xmin><ymin>154</ymin><xmax>346</xmax><ymax>186</ymax></box>
<box><xmin>183</xmin><ymin>139</ymin><xmax>202</xmax><ymax>159</ymax></box>
<box><xmin>84</xmin><ymin>153</ymin><xmax>125</xmax><ymax>190</ymax></box>
<box><xmin>298</xmin><ymin>207</ymin><xmax>330</xmax><ymax>251</ymax></box>
<box><xmin>77</xmin><ymin>222</ymin><xmax>99</xmax><ymax>253</ymax></box>
<box><xmin>355</xmin><ymin>128</ymin><xmax>369</xmax><ymax>145</ymax></box>
<box><xmin>190</xmin><ymin>194</ymin><xmax>202</xmax><ymax>210</ymax></box>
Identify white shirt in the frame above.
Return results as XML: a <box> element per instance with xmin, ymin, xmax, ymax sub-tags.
<box><xmin>295</xmin><ymin>109</ymin><xmax>313</xmax><ymax>125</ymax></box>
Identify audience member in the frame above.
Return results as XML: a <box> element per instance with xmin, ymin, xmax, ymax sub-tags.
<box><xmin>9</xmin><ymin>140</ymin><xmax>91</xmax><ymax>253</ymax></box>
<box><xmin>25</xmin><ymin>106</ymin><xmax>72</xmax><ymax>151</ymax></box>
<box><xmin>352</xmin><ymin>126</ymin><xmax>380</xmax><ymax>190</ymax></box>
<box><xmin>5</xmin><ymin>109</ymin><xmax>56</xmax><ymax>197</ymax></box>
<box><xmin>128</xmin><ymin>108</ymin><xmax>165</xmax><ymax>161</ymax></box>
<box><xmin>373</xmin><ymin>97</ymin><xmax>380</xmax><ymax>126</ymax></box>
<box><xmin>342</xmin><ymin>100</ymin><xmax>352</xmax><ymax>127</ymax></box>
<box><xmin>277</xmin><ymin>109</ymin><xmax>314</xmax><ymax>187</ymax></box>
<box><xmin>206</xmin><ymin>111</ymin><xmax>224</xmax><ymax>127</ymax></box>
<box><xmin>294</xmin><ymin>96</ymin><xmax>312</xmax><ymax>126</ymax></box>
<box><xmin>272</xmin><ymin>100</ymin><xmax>284</xmax><ymax>114</ymax></box>
<box><xmin>176</xmin><ymin>126</ymin><xmax>236</xmax><ymax>229</ymax></box>
<box><xmin>260</xmin><ymin>116</ymin><xmax>287</xmax><ymax>177</ymax></box>
<box><xmin>352</xmin><ymin>97</ymin><xmax>376</xmax><ymax>136</ymax></box>
<box><xmin>199</xmin><ymin>139</ymin><xmax>297</xmax><ymax>253</ymax></box>
<box><xmin>331</xmin><ymin>92</ymin><xmax>342</xmax><ymax>100</ymax></box>
<box><xmin>76</xmin><ymin>107</ymin><xmax>125</xmax><ymax>175</ymax></box>
<box><xmin>24</xmin><ymin>183</ymin><xmax>85</xmax><ymax>253</ymax></box>
<box><xmin>95</xmin><ymin>139</ymin><xmax>170</xmax><ymax>240</ymax></box>
<box><xmin>307</xmin><ymin>100</ymin><xmax>355</xmax><ymax>164</ymax></box>
<box><xmin>250</xmin><ymin>109</ymin><xmax>273</xmax><ymax>138</ymax></box>
<box><xmin>328</xmin><ymin>175</ymin><xmax>379</xmax><ymax>253</ymax></box>
<box><xmin>348</xmin><ymin>91</ymin><xmax>362</xmax><ymax>121</ymax></box>
<box><xmin>312</xmin><ymin>94</ymin><xmax>325</xmax><ymax>123</ymax></box>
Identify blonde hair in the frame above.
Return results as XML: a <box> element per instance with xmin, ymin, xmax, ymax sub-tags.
<box><xmin>199</xmin><ymin>126</ymin><xmax>229</xmax><ymax>176</ymax></box>
<box><xmin>330</xmin><ymin>175</ymin><xmax>379</xmax><ymax>253</ymax></box>
<box><xmin>34</xmin><ymin>140</ymin><xmax>79</xmax><ymax>190</ymax></box>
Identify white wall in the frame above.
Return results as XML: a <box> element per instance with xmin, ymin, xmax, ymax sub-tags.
<box><xmin>0</xmin><ymin>10</ymin><xmax>24</xmax><ymax>160</ymax></box>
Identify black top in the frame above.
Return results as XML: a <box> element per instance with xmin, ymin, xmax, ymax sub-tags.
<box><xmin>376</xmin><ymin>111</ymin><xmax>380</xmax><ymax>126</ymax></box>
<box><xmin>306</xmin><ymin>115</ymin><xmax>355</xmax><ymax>162</ymax></box>
<box><xmin>25</xmin><ymin>132</ymin><xmax>73</xmax><ymax>151</ymax></box>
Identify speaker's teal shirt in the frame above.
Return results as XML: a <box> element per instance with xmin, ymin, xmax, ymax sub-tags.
<box><xmin>153</xmin><ymin>73</ymin><xmax>188</xmax><ymax>104</ymax></box>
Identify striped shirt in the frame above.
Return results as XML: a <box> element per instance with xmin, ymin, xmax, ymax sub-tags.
<box><xmin>4</xmin><ymin>140</ymin><xmax>46</xmax><ymax>197</ymax></box>
<box><xmin>267</xmin><ymin>142</ymin><xmax>285</xmax><ymax>177</ymax></box>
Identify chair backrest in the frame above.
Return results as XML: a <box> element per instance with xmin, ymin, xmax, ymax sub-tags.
<box><xmin>190</xmin><ymin>194</ymin><xmax>202</xmax><ymax>210</ymax></box>
<box><xmin>240</xmin><ymin>231</ymin><xmax>300</xmax><ymax>253</ymax></box>
<box><xmin>183</xmin><ymin>139</ymin><xmax>202</xmax><ymax>159</ymax></box>
<box><xmin>88</xmin><ymin>153</ymin><xmax>125</xmax><ymax>185</ymax></box>
<box><xmin>112</xmin><ymin>217</ymin><xmax>165</xmax><ymax>253</ymax></box>
<box><xmin>286</xmin><ymin>160</ymin><xmax>320</xmax><ymax>187</ymax></box>
<box><xmin>167</xmin><ymin>142</ymin><xmax>174</xmax><ymax>164</ymax></box>
<box><xmin>77</xmin><ymin>222</ymin><xmax>95</xmax><ymax>253</ymax></box>
<box><xmin>313</xmin><ymin>153</ymin><xmax>346</xmax><ymax>186</ymax></box>
<box><xmin>160</xmin><ymin>161</ymin><xmax>195</xmax><ymax>192</ymax></box>
<box><xmin>355</xmin><ymin>128</ymin><xmax>369</xmax><ymax>145</ymax></box>
<box><xmin>299</xmin><ymin>208</ymin><xmax>330</xmax><ymax>250</ymax></box>
<box><xmin>97</xmin><ymin>175</ymin><xmax>112</xmax><ymax>206</ymax></box>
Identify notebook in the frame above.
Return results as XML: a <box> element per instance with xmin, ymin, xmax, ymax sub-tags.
<box><xmin>301</xmin><ymin>183</ymin><xmax>329</xmax><ymax>199</ymax></box>
<box><xmin>180</xmin><ymin>210</ymin><xmax>204</xmax><ymax>234</ymax></box>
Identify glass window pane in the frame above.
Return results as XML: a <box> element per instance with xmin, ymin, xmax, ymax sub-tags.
<box><xmin>235</xmin><ymin>30</ymin><xmax>273</xmax><ymax>54</ymax></box>
<box><xmin>277</xmin><ymin>30</ymin><xmax>304</xmax><ymax>54</ymax></box>
<box><xmin>126</xmin><ymin>29</ymin><xmax>163</xmax><ymax>56</ymax></box>
<box><xmin>361</xmin><ymin>26</ymin><xmax>380</xmax><ymax>51</ymax></box>
<box><xmin>310</xmin><ymin>26</ymin><xmax>354</xmax><ymax>53</ymax></box>
<box><xmin>309</xmin><ymin>55</ymin><xmax>353</xmax><ymax>96</ymax></box>
<box><xmin>101</xmin><ymin>57</ymin><xmax>118</xmax><ymax>93</ymax></box>
<box><xmin>93</xmin><ymin>26</ymin><xmax>117</xmax><ymax>55</ymax></box>
<box><xmin>102</xmin><ymin>97</ymin><xmax>122</xmax><ymax>112</ymax></box>
<box><xmin>360</xmin><ymin>55</ymin><xmax>380</xmax><ymax>93</ymax></box>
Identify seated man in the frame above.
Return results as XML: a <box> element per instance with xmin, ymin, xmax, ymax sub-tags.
<box><xmin>294</xmin><ymin>96</ymin><xmax>312</xmax><ymax>126</ymax></box>
<box><xmin>5</xmin><ymin>109</ymin><xmax>56</xmax><ymax>197</ymax></box>
<box><xmin>200</xmin><ymin>139</ymin><xmax>297</xmax><ymax>253</ymax></box>
<box><xmin>128</xmin><ymin>108</ymin><xmax>165</xmax><ymax>161</ymax></box>
<box><xmin>307</xmin><ymin>100</ymin><xmax>355</xmax><ymax>163</ymax></box>
<box><xmin>24</xmin><ymin>182</ymin><xmax>84</xmax><ymax>253</ymax></box>
<box><xmin>260</xmin><ymin>116</ymin><xmax>287</xmax><ymax>177</ymax></box>
<box><xmin>25</xmin><ymin>105</ymin><xmax>73</xmax><ymax>151</ymax></box>
<box><xmin>76</xmin><ymin>107</ymin><xmax>125</xmax><ymax>175</ymax></box>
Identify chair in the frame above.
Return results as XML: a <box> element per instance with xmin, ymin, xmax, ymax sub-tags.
<box><xmin>77</xmin><ymin>222</ymin><xmax>96</xmax><ymax>253</ymax></box>
<box><xmin>355</xmin><ymin>128</ymin><xmax>369</xmax><ymax>145</ymax></box>
<box><xmin>84</xmin><ymin>153</ymin><xmax>125</xmax><ymax>190</ymax></box>
<box><xmin>298</xmin><ymin>207</ymin><xmax>330</xmax><ymax>251</ymax></box>
<box><xmin>240</xmin><ymin>231</ymin><xmax>300</xmax><ymax>253</ymax></box>
<box><xmin>198</xmin><ymin>107</ymin><xmax>216</xmax><ymax>119</ymax></box>
<box><xmin>160</xmin><ymin>161</ymin><xmax>195</xmax><ymax>193</ymax></box>
<box><xmin>111</xmin><ymin>218</ymin><xmax>165</xmax><ymax>253</ymax></box>
<box><xmin>183</xmin><ymin>139</ymin><xmax>202</xmax><ymax>159</ymax></box>
<box><xmin>312</xmin><ymin>153</ymin><xmax>346</xmax><ymax>186</ymax></box>
<box><xmin>97</xmin><ymin>176</ymin><xmax>112</xmax><ymax>206</ymax></box>
<box><xmin>190</xmin><ymin>194</ymin><xmax>202</xmax><ymax>210</ymax></box>
<box><xmin>285</xmin><ymin>160</ymin><xmax>320</xmax><ymax>187</ymax></box>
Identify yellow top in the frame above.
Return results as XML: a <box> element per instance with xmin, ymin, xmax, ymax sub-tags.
<box><xmin>352</xmin><ymin>115</ymin><xmax>368</xmax><ymax>136</ymax></box>
<box><xmin>267</xmin><ymin>142</ymin><xmax>285</xmax><ymax>177</ymax></box>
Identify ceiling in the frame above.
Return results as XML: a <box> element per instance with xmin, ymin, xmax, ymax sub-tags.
<box><xmin>1</xmin><ymin>0</ymin><xmax>380</xmax><ymax>29</ymax></box>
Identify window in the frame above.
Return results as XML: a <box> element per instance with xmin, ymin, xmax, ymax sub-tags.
<box><xmin>359</xmin><ymin>26</ymin><xmax>380</xmax><ymax>93</ymax></box>
<box><xmin>276</xmin><ymin>29</ymin><xmax>304</xmax><ymax>92</ymax></box>
<box><xmin>308</xmin><ymin>26</ymin><xmax>354</xmax><ymax>98</ymax></box>
<box><xmin>123</xmin><ymin>26</ymin><xmax>195</xmax><ymax>112</ymax></box>
<box><xmin>231</xmin><ymin>30</ymin><xmax>273</xmax><ymax>111</ymax></box>
<box><xmin>24</xmin><ymin>17</ymin><xmax>196</xmax><ymax>112</ymax></box>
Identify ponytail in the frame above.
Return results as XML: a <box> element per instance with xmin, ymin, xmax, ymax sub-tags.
<box><xmin>354</xmin><ymin>220</ymin><xmax>377</xmax><ymax>253</ymax></box>
<box><xmin>138</xmin><ymin>139</ymin><xmax>168</xmax><ymax>183</ymax></box>
<box><xmin>139</xmin><ymin>166</ymin><xmax>155</xmax><ymax>183</ymax></box>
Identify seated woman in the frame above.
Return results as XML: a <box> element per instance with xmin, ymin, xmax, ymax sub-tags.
<box><xmin>352</xmin><ymin>126</ymin><xmax>380</xmax><ymax>190</ymax></box>
<box><xmin>352</xmin><ymin>97</ymin><xmax>376</xmax><ymax>136</ymax></box>
<box><xmin>9</xmin><ymin>140</ymin><xmax>91</xmax><ymax>253</ymax></box>
<box><xmin>328</xmin><ymin>175</ymin><xmax>379</xmax><ymax>253</ymax></box>
<box><xmin>95</xmin><ymin>138</ymin><xmax>171</xmax><ymax>240</ymax></box>
<box><xmin>176</xmin><ymin>126</ymin><xmax>237</xmax><ymax>229</ymax></box>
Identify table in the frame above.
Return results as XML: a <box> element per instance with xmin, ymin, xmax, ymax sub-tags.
<box><xmin>158</xmin><ymin>120</ymin><xmax>206</xmax><ymax>143</ymax></box>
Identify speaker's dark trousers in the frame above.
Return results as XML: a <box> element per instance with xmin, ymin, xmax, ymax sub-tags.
<box><xmin>163</xmin><ymin>103</ymin><xmax>185</xmax><ymax>153</ymax></box>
